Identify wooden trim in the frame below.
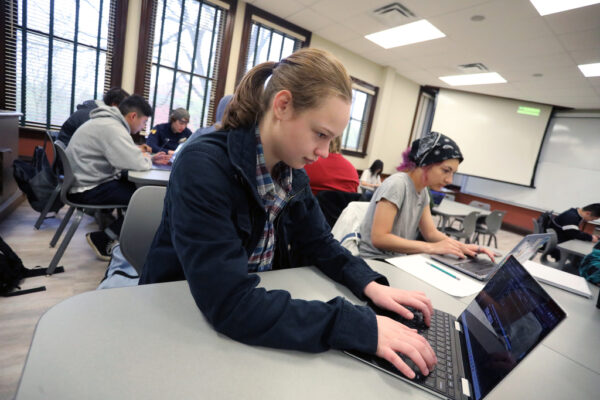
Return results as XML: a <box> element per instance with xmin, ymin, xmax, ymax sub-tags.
<box><xmin>134</xmin><ymin>0</ymin><xmax>154</xmax><ymax>95</ymax></box>
<box><xmin>109</xmin><ymin>0</ymin><xmax>128</xmax><ymax>88</ymax></box>
<box><xmin>212</xmin><ymin>0</ymin><xmax>237</xmax><ymax>122</ymax></box>
<box><xmin>236</xmin><ymin>4</ymin><xmax>311</xmax><ymax>86</ymax></box>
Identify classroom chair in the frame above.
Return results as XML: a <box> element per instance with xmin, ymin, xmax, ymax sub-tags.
<box><xmin>46</xmin><ymin>145</ymin><xmax>127</xmax><ymax>275</ymax></box>
<box><xmin>33</xmin><ymin>130</ymin><xmax>64</xmax><ymax>229</ymax></box>
<box><xmin>473</xmin><ymin>210</ymin><xmax>506</xmax><ymax>248</ymax></box>
<box><xmin>442</xmin><ymin>211</ymin><xmax>479</xmax><ymax>243</ymax></box>
<box><xmin>119</xmin><ymin>186</ymin><xmax>166</xmax><ymax>273</ymax></box>
<box><xmin>539</xmin><ymin>228</ymin><xmax>561</xmax><ymax>269</ymax></box>
<box><xmin>316</xmin><ymin>190</ymin><xmax>363</xmax><ymax>228</ymax></box>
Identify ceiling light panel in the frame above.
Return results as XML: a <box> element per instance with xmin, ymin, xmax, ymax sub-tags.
<box><xmin>365</xmin><ymin>19</ymin><xmax>445</xmax><ymax>49</ymax></box>
<box><xmin>529</xmin><ymin>0</ymin><xmax>600</xmax><ymax>16</ymax></box>
<box><xmin>439</xmin><ymin>72</ymin><xmax>507</xmax><ymax>86</ymax></box>
<box><xmin>578</xmin><ymin>62</ymin><xmax>600</xmax><ymax>77</ymax></box>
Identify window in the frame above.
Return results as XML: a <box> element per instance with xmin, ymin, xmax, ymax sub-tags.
<box><xmin>1</xmin><ymin>0</ymin><xmax>122</xmax><ymax>129</ymax></box>
<box><xmin>237</xmin><ymin>4</ymin><xmax>310</xmax><ymax>83</ymax></box>
<box><xmin>142</xmin><ymin>0</ymin><xmax>235</xmax><ymax>131</ymax></box>
<box><xmin>341</xmin><ymin>78</ymin><xmax>378</xmax><ymax>157</ymax></box>
<box><xmin>409</xmin><ymin>87</ymin><xmax>436</xmax><ymax>143</ymax></box>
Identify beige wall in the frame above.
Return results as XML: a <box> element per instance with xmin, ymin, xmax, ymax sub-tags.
<box><xmin>122</xmin><ymin>0</ymin><xmax>421</xmax><ymax>174</ymax></box>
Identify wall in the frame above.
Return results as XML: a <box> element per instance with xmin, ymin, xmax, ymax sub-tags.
<box><xmin>459</xmin><ymin>111</ymin><xmax>600</xmax><ymax>213</ymax></box>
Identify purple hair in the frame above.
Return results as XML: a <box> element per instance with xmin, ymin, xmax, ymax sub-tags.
<box><xmin>397</xmin><ymin>146</ymin><xmax>416</xmax><ymax>172</ymax></box>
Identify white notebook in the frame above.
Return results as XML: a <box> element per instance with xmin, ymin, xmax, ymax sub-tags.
<box><xmin>524</xmin><ymin>260</ymin><xmax>592</xmax><ymax>298</ymax></box>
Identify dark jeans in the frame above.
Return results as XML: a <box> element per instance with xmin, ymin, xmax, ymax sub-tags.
<box><xmin>69</xmin><ymin>175</ymin><xmax>137</xmax><ymax>237</ymax></box>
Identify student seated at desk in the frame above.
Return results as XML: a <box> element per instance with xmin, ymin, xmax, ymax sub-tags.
<box><xmin>303</xmin><ymin>136</ymin><xmax>359</xmax><ymax>195</ymax></box>
<box><xmin>359</xmin><ymin>159</ymin><xmax>383</xmax><ymax>200</ymax></box>
<box><xmin>146</xmin><ymin>108</ymin><xmax>192</xmax><ymax>154</ymax></box>
<box><xmin>140</xmin><ymin>48</ymin><xmax>437</xmax><ymax>379</ymax></box>
<box><xmin>67</xmin><ymin>95</ymin><xmax>170</xmax><ymax>260</ymax></box>
<box><xmin>551</xmin><ymin>204</ymin><xmax>600</xmax><ymax>244</ymax></box>
<box><xmin>359</xmin><ymin>131</ymin><xmax>496</xmax><ymax>261</ymax></box>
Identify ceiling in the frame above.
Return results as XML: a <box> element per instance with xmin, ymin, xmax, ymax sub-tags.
<box><xmin>246</xmin><ymin>0</ymin><xmax>600</xmax><ymax>109</ymax></box>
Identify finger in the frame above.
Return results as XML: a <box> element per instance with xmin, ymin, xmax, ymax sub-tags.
<box><xmin>383</xmin><ymin>350</ymin><xmax>416</xmax><ymax>379</ymax></box>
<box><xmin>395</xmin><ymin>343</ymin><xmax>430</xmax><ymax>376</ymax></box>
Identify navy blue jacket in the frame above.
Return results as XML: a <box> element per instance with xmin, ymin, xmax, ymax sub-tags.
<box><xmin>139</xmin><ymin>126</ymin><xmax>387</xmax><ymax>354</ymax></box>
<box><xmin>552</xmin><ymin>207</ymin><xmax>593</xmax><ymax>243</ymax></box>
<box><xmin>58</xmin><ymin>100</ymin><xmax>101</xmax><ymax>146</ymax></box>
<box><xmin>146</xmin><ymin>122</ymin><xmax>192</xmax><ymax>152</ymax></box>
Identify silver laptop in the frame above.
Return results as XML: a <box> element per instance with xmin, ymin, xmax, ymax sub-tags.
<box><xmin>345</xmin><ymin>255</ymin><xmax>566</xmax><ymax>400</ymax></box>
<box><xmin>431</xmin><ymin>233</ymin><xmax>551</xmax><ymax>281</ymax></box>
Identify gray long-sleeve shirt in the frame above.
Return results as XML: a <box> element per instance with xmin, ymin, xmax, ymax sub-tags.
<box><xmin>66</xmin><ymin>105</ymin><xmax>151</xmax><ymax>193</ymax></box>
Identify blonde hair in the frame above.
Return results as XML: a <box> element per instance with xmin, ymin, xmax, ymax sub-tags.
<box><xmin>329</xmin><ymin>136</ymin><xmax>342</xmax><ymax>154</ymax></box>
<box><xmin>221</xmin><ymin>48</ymin><xmax>352</xmax><ymax>130</ymax></box>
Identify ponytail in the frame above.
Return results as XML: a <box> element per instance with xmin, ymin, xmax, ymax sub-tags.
<box><xmin>221</xmin><ymin>48</ymin><xmax>352</xmax><ymax>131</ymax></box>
<box><xmin>221</xmin><ymin>62</ymin><xmax>276</xmax><ymax>130</ymax></box>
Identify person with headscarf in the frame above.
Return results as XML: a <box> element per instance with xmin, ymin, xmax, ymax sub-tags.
<box><xmin>358</xmin><ymin>131</ymin><xmax>496</xmax><ymax>260</ymax></box>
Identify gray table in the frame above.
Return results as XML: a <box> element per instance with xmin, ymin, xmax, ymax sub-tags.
<box><xmin>557</xmin><ymin>239</ymin><xmax>595</xmax><ymax>269</ymax></box>
<box><xmin>16</xmin><ymin>261</ymin><xmax>600</xmax><ymax>399</ymax></box>
<box><xmin>432</xmin><ymin>199</ymin><xmax>490</xmax><ymax>229</ymax></box>
<box><xmin>128</xmin><ymin>168</ymin><xmax>170</xmax><ymax>186</ymax></box>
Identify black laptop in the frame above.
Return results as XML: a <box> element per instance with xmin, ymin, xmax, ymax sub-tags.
<box><xmin>345</xmin><ymin>256</ymin><xmax>566</xmax><ymax>400</ymax></box>
<box><xmin>431</xmin><ymin>234</ymin><xmax>551</xmax><ymax>281</ymax></box>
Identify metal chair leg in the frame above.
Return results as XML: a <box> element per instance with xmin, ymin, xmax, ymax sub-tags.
<box><xmin>50</xmin><ymin>206</ymin><xmax>75</xmax><ymax>247</ymax></box>
<box><xmin>46</xmin><ymin>209</ymin><xmax>84</xmax><ymax>275</ymax></box>
<box><xmin>34</xmin><ymin>183</ymin><xmax>62</xmax><ymax>229</ymax></box>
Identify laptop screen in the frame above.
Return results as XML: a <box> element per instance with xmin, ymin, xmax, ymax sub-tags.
<box><xmin>498</xmin><ymin>233</ymin><xmax>550</xmax><ymax>266</ymax></box>
<box><xmin>459</xmin><ymin>256</ymin><xmax>566</xmax><ymax>400</ymax></box>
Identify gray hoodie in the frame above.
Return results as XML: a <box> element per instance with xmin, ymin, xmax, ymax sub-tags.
<box><xmin>67</xmin><ymin>105</ymin><xmax>152</xmax><ymax>193</ymax></box>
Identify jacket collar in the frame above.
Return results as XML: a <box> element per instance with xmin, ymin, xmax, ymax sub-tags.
<box><xmin>226</xmin><ymin>125</ymin><xmax>309</xmax><ymax>195</ymax></box>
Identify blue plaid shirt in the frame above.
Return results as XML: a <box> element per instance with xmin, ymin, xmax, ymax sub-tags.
<box><xmin>248</xmin><ymin>127</ymin><xmax>293</xmax><ymax>272</ymax></box>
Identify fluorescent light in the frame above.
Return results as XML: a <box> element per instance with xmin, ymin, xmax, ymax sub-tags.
<box><xmin>578</xmin><ymin>62</ymin><xmax>600</xmax><ymax>77</ymax></box>
<box><xmin>365</xmin><ymin>20</ymin><xmax>445</xmax><ymax>49</ymax></box>
<box><xmin>529</xmin><ymin>0</ymin><xmax>600</xmax><ymax>16</ymax></box>
<box><xmin>439</xmin><ymin>72</ymin><xmax>507</xmax><ymax>86</ymax></box>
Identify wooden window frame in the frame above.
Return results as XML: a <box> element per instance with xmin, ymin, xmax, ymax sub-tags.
<box><xmin>341</xmin><ymin>76</ymin><xmax>378</xmax><ymax>158</ymax></box>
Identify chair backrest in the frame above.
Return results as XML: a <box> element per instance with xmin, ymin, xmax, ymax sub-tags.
<box><xmin>462</xmin><ymin>211</ymin><xmax>481</xmax><ymax>236</ymax></box>
<box><xmin>484</xmin><ymin>210</ymin><xmax>506</xmax><ymax>233</ymax></box>
<box><xmin>316</xmin><ymin>190</ymin><xmax>363</xmax><ymax>228</ymax></box>
<box><xmin>532</xmin><ymin>218</ymin><xmax>541</xmax><ymax>234</ymax></box>
<box><xmin>119</xmin><ymin>186</ymin><xmax>167</xmax><ymax>273</ymax></box>
<box><xmin>469</xmin><ymin>200</ymin><xmax>491</xmax><ymax>210</ymax></box>
<box><xmin>54</xmin><ymin>145</ymin><xmax>77</xmax><ymax>206</ymax></box>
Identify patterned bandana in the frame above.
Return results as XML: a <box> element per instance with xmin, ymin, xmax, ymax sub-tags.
<box><xmin>409</xmin><ymin>131</ymin><xmax>463</xmax><ymax>167</ymax></box>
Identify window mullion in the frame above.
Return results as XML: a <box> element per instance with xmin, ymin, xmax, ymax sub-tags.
<box><xmin>70</xmin><ymin>0</ymin><xmax>80</xmax><ymax>114</ymax></box>
<box><xmin>94</xmin><ymin>0</ymin><xmax>104</xmax><ymax>100</ymax></box>
<box><xmin>200</xmin><ymin>7</ymin><xmax>218</xmax><ymax>125</ymax></box>
<box><xmin>20</xmin><ymin>0</ymin><xmax>28</xmax><ymax>125</ymax></box>
<box><xmin>251</xmin><ymin>24</ymin><xmax>260</xmax><ymax>67</ymax></box>
<box><xmin>265</xmin><ymin>28</ymin><xmax>273</xmax><ymax>61</ymax></box>
<box><xmin>186</xmin><ymin>1</ymin><xmax>204</xmax><ymax>110</ymax></box>
<box><xmin>151</xmin><ymin>0</ymin><xmax>168</xmax><ymax>126</ymax></box>
<box><xmin>46</xmin><ymin>0</ymin><xmax>55</xmax><ymax>129</ymax></box>
<box><xmin>358</xmin><ymin>94</ymin><xmax>369</xmax><ymax>152</ymax></box>
<box><xmin>169</xmin><ymin>0</ymin><xmax>187</xmax><ymax>113</ymax></box>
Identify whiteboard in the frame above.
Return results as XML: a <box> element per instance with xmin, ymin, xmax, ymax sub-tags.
<box><xmin>460</xmin><ymin>112</ymin><xmax>600</xmax><ymax>212</ymax></box>
<box><xmin>431</xmin><ymin>89</ymin><xmax>552</xmax><ymax>186</ymax></box>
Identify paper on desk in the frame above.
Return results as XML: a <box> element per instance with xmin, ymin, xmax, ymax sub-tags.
<box><xmin>524</xmin><ymin>260</ymin><xmax>592</xmax><ymax>299</ymax></box>
<box><xmin>386</xmin><ymin>255</ymin><xmax>484</xmax><ymax>297</ymax></box>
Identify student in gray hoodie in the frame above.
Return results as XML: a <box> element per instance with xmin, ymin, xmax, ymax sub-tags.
<box><xmin>67</xmin><ymin>95</ymin><xmax>170</xmax><ymax>260</ymax></box>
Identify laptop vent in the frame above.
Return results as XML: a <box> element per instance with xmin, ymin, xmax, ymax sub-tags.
<box><xmin>371</xmin><ymin>3</ymin><xmax>416</xmax><ymax>26</ymax></box>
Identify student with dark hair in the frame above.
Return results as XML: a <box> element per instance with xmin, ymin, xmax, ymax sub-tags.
<box><xmin>359</xmin><ymin>131</ymin><xmax>496</xmax><ymax>261</ymax></box>
<box><xmin>140</xmin><ymin>48</ymin><xmax>437</xmax><ymax>380</ymax></box>
<box><xmin>146</xmin><ymin>108</ymin><xmax>192</xmax><ymax>153</ymax></box>
<box><xmin>58</xmin><ymin>87</ymin><xmax>130</xmax><ymax>146</ymax></box>
<box><xmin>359</xmin><ymin>159</ymin><xmax>383</xmax><ymax>200</ymax></box>
<box><xmin>552</xmin><ymin>203</ymin><xmax>600</xmax><ymax>244</ymax></box>
<box><xmin>67</xmin><ymin>94</ymin><xmax>170</xmax><ymax>260</ymax></box>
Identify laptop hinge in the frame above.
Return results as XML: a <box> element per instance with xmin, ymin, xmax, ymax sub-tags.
<box><xmin>461</xmin><ymin>378</ymin><xmax>471</xmax><ymax>397</ymax></box>
<box><xmin>455</xmin><ymin>321</ymin><xmax>462</xmax><ymax>332</ymax></box>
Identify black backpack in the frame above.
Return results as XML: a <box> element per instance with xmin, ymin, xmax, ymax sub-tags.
<box><xmin>537</xmin><ymin>211</ymin><xmax>555</xmax><ymax>233</ymax></box>
<box><xmin>0</xmin><ymin>236</ymin><xmax>62</xmax><ymax>297</ymax></box>
<box><xmin>13</xmin><ymin>145</ymin><xmax>63</xmax><ymax>213</ymax></box>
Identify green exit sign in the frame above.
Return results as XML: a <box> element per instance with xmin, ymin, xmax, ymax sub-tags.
<box><xmin>517</xmin><ymin>106</ymin><xmax>541</xmax><ymax>116</ymax></box>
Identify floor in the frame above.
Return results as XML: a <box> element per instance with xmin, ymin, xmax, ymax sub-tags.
<box><xmin>0</xmin><ymin>201</ymin><xmax>527</xmax><ymax>400</ymax></box>
<box><xmin>0</xmin><ymin>199</ymin><xmax>108</xmax><ymax>400</ymax></box>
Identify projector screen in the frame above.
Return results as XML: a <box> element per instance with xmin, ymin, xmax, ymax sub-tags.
<box><xmin>430</xmin><ymin>89</ymin><xmax>553</xmax><ymax>187</ymax></box>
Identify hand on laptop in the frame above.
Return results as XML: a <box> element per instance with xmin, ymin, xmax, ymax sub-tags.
<box><xmin>374</xmin><ymin>315</ymin><xmax>437</xmax><ymax>379</ymax></box>
<box><xmin>138</xmin><ymin>144</ymin><xmax>153</xmax><ymax>153</ymax></box>
<box><xmin>429</xmin><ymin>238</ymin><xmax>496</xmax><ymax>262</ymax></box>
<box><xmin>152</xmin><ymin>152</ymin><xmax>171</xmax><ymax>165</ymax></box>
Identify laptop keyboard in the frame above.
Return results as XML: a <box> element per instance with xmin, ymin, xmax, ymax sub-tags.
<box><xmin>397</xmin><ymin>309</ymin><xmax>458</xmax><ymax>398</ymax></box>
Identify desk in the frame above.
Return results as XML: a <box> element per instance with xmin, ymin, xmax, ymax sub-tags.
<box><xmin>16</xmin><ymin>261</ymin><xmax>600</xmax><ymax>399</ymax></box>
<box><xmin>557</xmin><ymin>239</ymin><xmax>595</xmax><ymax>269</ymax></box>
<box><xmin>128</xmin><ymin>169</ymin><xmax>170</xmax><ymax>186</ymax></box>
<box><xmin>432</xmin><ymin>199</ymin><xmax>490</xmax><ymax>229</ymax></box>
